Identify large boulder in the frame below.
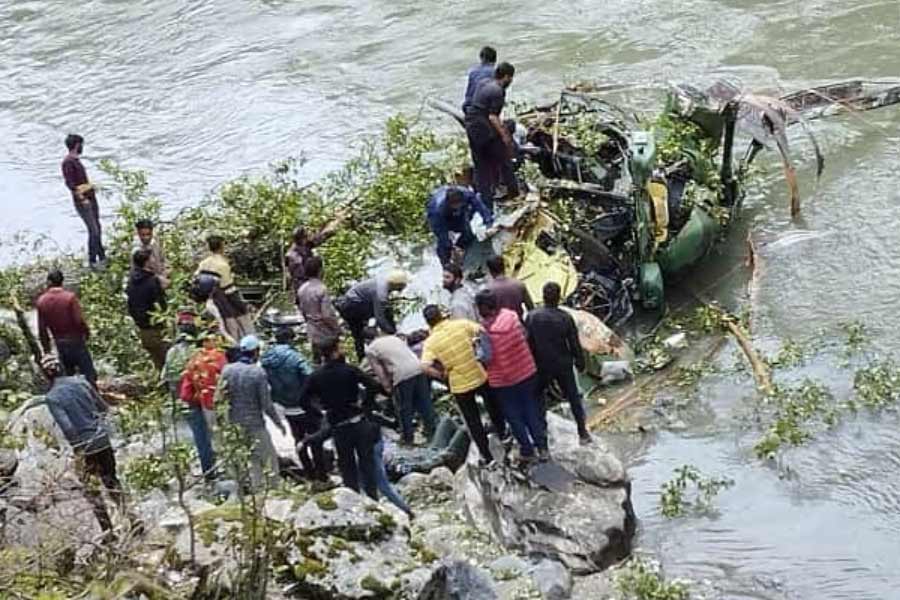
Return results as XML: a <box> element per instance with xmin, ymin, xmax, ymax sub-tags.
<box><xmin>457</xmin><ymin>414</ymin><xmax>635</xmax><ymax>574</ymax></box>
<box><xmin>416</xmin><ymin>560</ymin><xmax>498</xmax><ymax>600</ymax></box>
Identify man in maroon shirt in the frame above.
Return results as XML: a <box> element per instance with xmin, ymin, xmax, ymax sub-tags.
<box><xmin>485</xmin><ymin>255</ymin><xmax>534</xmax><ymax>320</ymax></box>
<box><xmin>36</xmin><ymin>269</ymin><xmax>97</xmax><ymax>385</ymax></box>
<box><xmin>62</xmin><ymin>134</ymin><xmax>106</xmax><ymax>268</ymax></box>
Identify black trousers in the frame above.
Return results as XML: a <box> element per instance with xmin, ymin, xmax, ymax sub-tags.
<box><xmin>78</xmin><ymin>447</ymin><xmax>123</xmax><ymax>532</ymax></box>
<box><xmin>333</xmin><ymin>420</ymin><xmax>378</xmax><ymax>499</ymax></box>
<box><xmin>286</xmin><ymin>413</ymin><xmax>327</xmax><ymax>481</ymax></box>
<box><xmin>466</xmin><ymin>122</ymin><xmax>519</xmax><ymax>202</ymax></box>
<box><xmin>537</xmin><ymin>365</ymin><xmax>589</xmax><ymax>436</ymax></box>
<box><xmin>74</xmin><ymin>197</ymin><xmax>106</xmax><ymax>266</ymax></box>
<box><xmin>453</xmin><ymin>384</ymin><xmax>503</xmax><ymax>461</ymax></box>
<box><xmin>336</xmin><ymin>302</ymin><xmax>368</xmax><ymax>362</ymax></box>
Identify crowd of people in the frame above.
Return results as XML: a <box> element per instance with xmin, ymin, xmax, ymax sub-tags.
<box><xmin>35</xmin><ymin>46</ymin><xmax>595</xmax><ymax>532</ymax></box>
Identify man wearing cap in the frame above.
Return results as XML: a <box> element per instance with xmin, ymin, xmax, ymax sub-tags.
<box><xmin>335</xmin><ymin>270</ymin><xmax>409</xmax><ymax>362</ymax></box>
<box><xmin>218</xmin><ymin>335</ymin><xmax>287</xmax><ymax>490</ymax></box>
<box><xmin>261</xmin><ymin>328</ymin><xmax>326</xmax><ymax>481</ymax></box>
<box><xmin>39</xmin><ymin>354</ymin><xmax>128</xmax><ymax>535</ymax></box>
<box><xmin>179</xmin><ymin>326</ymin><xmax>226</xmax><ymax>481</ymax></box>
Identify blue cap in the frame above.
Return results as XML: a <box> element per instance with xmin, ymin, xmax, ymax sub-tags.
<box><xmin>240</xmin><ymin>335</ymin><xmax>260</xmax><ymax>352</ymax></box>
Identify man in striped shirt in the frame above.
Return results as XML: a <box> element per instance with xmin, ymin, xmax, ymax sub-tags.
<box><xmin>420</xmin><ymin>305</ymin><xmax>499</xmax><ymax>463</ymax></box>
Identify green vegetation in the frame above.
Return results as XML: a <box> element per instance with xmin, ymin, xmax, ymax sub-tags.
<box><xmin>853</xmin><ymin>360</ymin><xmax>900</xmax><ymax>409</ymax></box>
<box><xmin>660</xmin><ymin>465</ymin><xmax>733</xmax><ymax>518</ymax></box>
<box><xmin>616</xmin><ymin>558</ymin><xmax>690</xmax><ymax>600</ymax></box>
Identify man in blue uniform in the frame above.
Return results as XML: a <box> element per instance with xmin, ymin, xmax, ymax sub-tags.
<box><xmin>464</xmin><ymin>62</ymin><xmax>519</xmax><ymax>203</ymax></box>
<box><xmin>426</xmin><ymin>181</ymin><xmax>493</xmax><ymax>267</ymax></box>
<box><xmin>462</xmin><ymin>46</ymin><xmax>497</xmax><ymax>113</ymax></box>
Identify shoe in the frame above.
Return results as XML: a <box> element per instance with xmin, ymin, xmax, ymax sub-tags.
<box><xmin>519</xmin><ymin>453</ymin><xmax>538</xmax><ymax>468</ymax></box>
<box><xmin>579</xmin><ymin>433</ymin><xmax>594</xmax><ymax>446</ymax></box>
<box><xmin>537</xmin><ymin>448</ymin><xmax>551</xmax><ymax>462</ymax></box>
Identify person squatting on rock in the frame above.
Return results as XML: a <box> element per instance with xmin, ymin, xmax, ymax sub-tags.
<box><xmin>298</xmin><ymin>337</ymin><xmax>385</xmax><ymax>499</ymax></box>
<box><xmin>485</xmin><ymin>255</ymin><xmax>534</xmax><ymax>320</ymax></box>
<box><xmin>426</xmin><ymin>179</ymin><xmax>493</xmax><ymax>267</ymax></box>
<box><xmin>179</xmin><ymin>326</ymin><xmax>227</xmax><ymax>482</ymax></box>
<box><xmin>196</xmin><ymin>234</ymin><xmax>255</xmax><ymax>342</ymax></box>
<box><xmin>526</xmin><ymin>282</ymin><xmax>593</xmax><ymax>445</ymax></box>
<box><xmin>364</xmin><ymin>326</ymin><xmax>437</xmax><ymax>445</ymax></box>
<box><xmin>126</xmin><ymin>248</ymin><xmax>170</xmax><ymax>371</ymax></box>
<box><xmin>420</xmin><ymin>305</ymin><xmax>504</xmax><ymax>464</ymax></box>
<box><xmin>296</xmin><ymin>255</ymin><xmax>342</xmax><ymax>363</ymax></box>
<box><xmin>36</xmin><ymin>269</ymin><xmax>98</xmax><ymax>387</ymax></box>
<box><xmin>261</xmin><ymin>327</ymin><xmax>328</xmax><ymax>482</ymax></box>
<box><xmin>464</xmin><ymin>61</ymin><xmax>519</xmax><ymax>203</ymax></box>
<box><xmin>61</xmin><ymin>133</ymin><xmax>106</xmax><ymax>269</ymax></box>
<box><xmin>218</xmin><ymin>335</ymin><xmax>287</xmax><ymax>491</ymax></box>
<box><xmin>475</xmin><ymin>289</ymin><xmax>547</xmax><ymax>463</ymax></box>
<box><xmin>334</xmin><ymin>270</ymin><xmax>409</xmax><ymax>362</ymax></box>
<box><xmin>40</xmin><ymin>354</ymin><xmax>126</xmax><ymax>534</ymax></box>
<box><xmin>134</xmin><ymin>218</ymin><xmax>169</xmax><ymax>287</ymax></box>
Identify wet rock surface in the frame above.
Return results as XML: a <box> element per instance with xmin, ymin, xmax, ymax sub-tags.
<box><xmin>457</xmin><ymin>413</ymin><xmax>636</xmax><ymax>574</ymax></box>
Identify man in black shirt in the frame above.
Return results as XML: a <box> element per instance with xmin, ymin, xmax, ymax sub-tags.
<box><xmin>297</xmin><ymin>338</ymin><xmax>386</xmax><ymax>498</ymax></box>
<box><xmin>125</xmin><ymin>249</ymin><xmax>169</xmax><ymax>370</ymax></box>
<box><xmin>525</xmin><ymin>282</ymin><xmax>592</xmax><ymax>445</ymax></box>
<box><xmin>464</xmin><ymin>62</ymin><xmax>519</xmax><ymax>204</ymax></box>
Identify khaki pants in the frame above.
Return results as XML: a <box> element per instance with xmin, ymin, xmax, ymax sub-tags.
<box><xmin>138</xmin><ymin>328</ymin><xmax>169</xmax><ymax>371</ymax></box>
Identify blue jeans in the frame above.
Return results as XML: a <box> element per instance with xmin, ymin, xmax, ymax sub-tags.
<box><xmin>361</xmin><ymin>438</ymin><xmax>411</xmax><ymax>515</ymax></box>
<box><xmin>187</xmin><ymin>404</ymin><xmax>216</xmax><ymax>480</ymax></box>
<box><xmin>394</xmin><ymin>374</ymin><xmax>437</xmax><ymax>444</ymax></box>
<box><xmin>496</xmin><ymin>375</ymin><xmax>545</xmax><ymax>457</ymax></box>
<box><xmin>56</xmin><ymin>337</ymin><xmax>97</xmax><ymax>386</ymax></box>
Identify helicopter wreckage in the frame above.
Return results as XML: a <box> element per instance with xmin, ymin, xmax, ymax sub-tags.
<box><xmin>431</xmin><ymin>78</ymin><xmax>900</xmax><ymax>328</ymax></box>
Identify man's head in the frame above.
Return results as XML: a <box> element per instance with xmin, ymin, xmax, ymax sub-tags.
<box><xmin>486</xmin><ymin>255</ymin><xmax>506</xmax><ymax>278</ymax></box>
<box><xmin>474</xmin><ymin>289</ymin><xmax>499</xmax><ymax>320</ymax></box>
<box><xmin>132</xmin><ymin>248</ymin><xmax>152</xmax><ymax>271</ymax></box>
<box><xmin>304</xmin><ymin>255</ymin><xmax>323</xmax><ymax>280</ymax></box>
<box><xmin>386</xmin><ymin>269</ymin><xmax>409</xmax><ymax>292</ymax></box>
<box><xmin>274</xmin><ymin>327</ymin><xmax>294</xmax><ymax>345</ymax></box>
<box><xmin>64</xmin><ymin>134</ymin><xmax>84</xmax><ymax>154</ymax></box>
<box><xmin>320</xmin><ymin>336</ymin><xmax>343</xmax><ymax>361</ymax></box>
<box><xmin>479</xmin><ymin>46</ymin><xmax>497</xmax><ymax>64</ymax></box>
<box><xmin>292</xmin><ymin>226</ymin><xmax>308</xmax><ymax>246</ymax></box>
<box><xmin>542</xmin><ymin>281</ymin><xmax>562</xmax><ymax>308</ymax></box>
<box><xmin>135</xmin><ymin>219</ymin><xmax>155</xmax><ymax>245</ymax></box>
<box><xmin>47</xmin><ymin>269</ymin><xmax>64</xmax><ymax>288</ymax></box>
<box><xmin>442</xmin><ymin>263</ymin><xmax>464</xmax><ymax>292</ymax></box>
<box><xmin>240</xmin><ymin>334</ymin><xmax>261</xmax><ymax>361</ymax></box>
<box><xmin>446</xmin><ymin>189</ymin><xmax>466</xmax><ymax>215</ymax></box>
<box><xmin>362</xmin><ymin>326</ymin><xmax>379</xmax><ymax>344</ymax></box>
<box><xmin>495</xmin><ymin>62</ymin><xmax>515</xmax><ymax>89</ymax></box>
<box><xmin>423</xmin><ymin>304</ymin><xmax>445</xmax><ymax>328</ymax></box>
<box><xmin>207</xmin><ymin>235</ymin><xmax>225</xmax><ymax>254</ymax></box>
<box><xmin>40</xmin><ymin>354</ymin><xmax>63</xmax><ymax>379</ymax></box>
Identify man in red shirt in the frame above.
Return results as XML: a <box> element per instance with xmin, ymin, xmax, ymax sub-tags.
<box><xmin>475</xmin><ymin>289</ymin><xmax>547</xmax><ymax>463</ymax></box>
<box><xmin>61</xmin><ymin>134</ymin><xmax>106</xmax><ymax>268</ymax></box>
<box><xmin>36</xmin><ymin>269</ymin><xmax>97</xmax><ymax>386</ymax></box>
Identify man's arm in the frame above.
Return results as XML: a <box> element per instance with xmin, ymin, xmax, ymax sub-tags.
<box><xmin>372</xmin><ymin>285</ymin><xmax>396</xmax><ymax>334</ymax></box>
<box><xmin>468</xmin><ymin>191</ymin><xmax>494</xmax><ymax>226</ymax></box>
<box><xmin>429</xmin><ymin>213</ymin><xmax>453</xmax><ymax>266</ymax></box>
<box><xmin>258</xmin><ymin>371</ymin><xmax>285</xmax><ymax>432</ymax></box>
<box><xmin>71</xmin><ymin>297</ymin><xmax>90</xmax><ymax>340</ymax></box>
<box><xmin>566</xmin><ymin>314</ymin><xmax>586</xmax><ymax>371</ymax></box>
<box><xmin>419</xmin><ymin>343</ymin><xmax>445</xmax><ymax>381</ymax></box>
<box><xmin>366</xmin><ymin>350</ymin><xmax>392</xmax><ymax>391</ymax></box>
<box><xmin>37</xmin><ymin>307</ymin><xmax>51</xmax><ymax>353</ymax></box>
<box><xmin>521</xmin><ymin>283</ymin><xmax>535</xmax><ymax>312</ymax></box>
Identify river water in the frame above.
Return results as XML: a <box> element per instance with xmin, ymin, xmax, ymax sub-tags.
<box><xmin>3</xmin><ymin>0</ymin><xmax>900</xmax><ymax>597</ymax></box>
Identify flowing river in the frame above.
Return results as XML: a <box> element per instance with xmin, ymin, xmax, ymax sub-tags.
<box><xmin>3</xmin><ymin>1</ymin><xmax>900</xmax><ymax>597</ymax></box>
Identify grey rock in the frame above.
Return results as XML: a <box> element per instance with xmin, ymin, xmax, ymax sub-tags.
<box><xmin>458</xmin><ymin>414</ymin><xmax>636</xmax><ymax>574</ymax></box>
<box><xmin>571</xmin><ymin>572</ymin><xmax>616</xmax><ymax>599</ymax></box>
<box><xmin>417</xmin><ymin>560</ymin><xmax>498</xmax><ymax>600</ymax></box>
<box><xmin>490</xmin><ymin>555</ymin><xmax>529</xmax><ymax>578</ymax></box>
<box><xmin>530</xmin><ymin>559</ymin><xmax>573</xmax><ymax>600</ymax></box>
<box><xmin>0</xmin><ymin>448</ymin><xmax>17</xmax><ymax>480</ymax></box>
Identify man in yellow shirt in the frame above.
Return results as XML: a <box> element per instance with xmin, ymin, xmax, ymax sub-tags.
<box><xmin>197</xmin><ymin>235</ymin><xmax>254</xmax><ymax>342</ymax></box>
<box><xmin>420</xmin><ymin>305</ymin><xmax>498</xmax><ymax>463</ymax></box>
